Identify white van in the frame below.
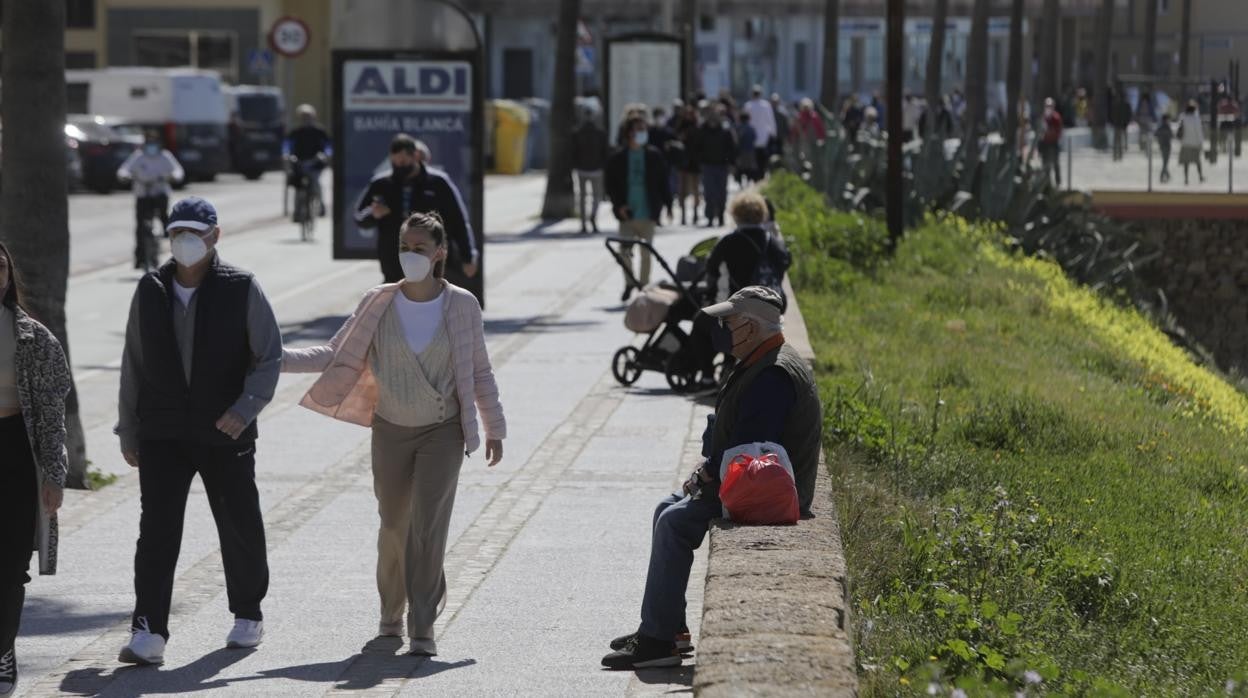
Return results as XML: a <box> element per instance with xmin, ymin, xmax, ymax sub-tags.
<box><xmin>66</xmin><ymin>68</ymin><xmax>231</xmax><ymax>181</ymax></box>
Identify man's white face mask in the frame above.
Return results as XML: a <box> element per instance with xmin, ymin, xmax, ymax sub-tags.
<box><xmin>170</xmin><ymin>230</ymin><xmax>211</xmax><ymax>267</ymax></box>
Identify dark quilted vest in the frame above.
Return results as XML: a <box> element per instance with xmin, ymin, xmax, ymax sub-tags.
<box><xmin>711</xmin><ymin>343</ymin><xmax>823</xmax><ymax>515</ymax></box>
<box><xmin>136</xmin><ymin>256</ymin><xmax>256</xmax><ymax>445</ymax></box>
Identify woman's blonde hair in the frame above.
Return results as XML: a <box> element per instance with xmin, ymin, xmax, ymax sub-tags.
<box><xmin>401</xmin><ymin>211</ymin><xmax>447</xmax><ymax>279</ymax></box>
<box><xmin>728</xmin><ymin>191</ymin><xmax>768</xmax><ymax>226</ymax></box>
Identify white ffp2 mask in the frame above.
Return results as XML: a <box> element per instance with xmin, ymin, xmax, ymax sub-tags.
<box><xmin>399</xmin><ymin>251</ymin><xmax>433</xmax><ymax>282</ymax></box>
<box><xmin>170</xmin><ymin>233</ymin><xmax>209</xmax><ymax>267</ymax></box>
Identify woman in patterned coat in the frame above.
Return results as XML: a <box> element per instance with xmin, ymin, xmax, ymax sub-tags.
<box><xmin>0</xmin><ymin>241</ymin><xmax>71</xmax><ymax>696</ymax></box>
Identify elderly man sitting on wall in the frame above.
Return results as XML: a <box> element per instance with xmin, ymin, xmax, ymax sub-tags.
<box><xmin>602</xmin><ymin>286</ymin><xmax>823</xmax><ymax>670</ymax></box>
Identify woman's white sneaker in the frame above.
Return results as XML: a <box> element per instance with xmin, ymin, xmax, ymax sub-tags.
<box><xmin>226</xmin><ymin>619</ymin><xmax>264</xmax><ymax>649</ymax></box>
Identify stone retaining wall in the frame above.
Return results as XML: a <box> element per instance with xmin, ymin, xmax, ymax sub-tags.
<box><xmin>693</xmin><ymin>279</ymin><xmax>857</xmax><ymax>697</ymax></box>
<box><xmin>1135</xmin><ymin>218</ymin><xmax>1248</xmax><ymax>374</ymax></box>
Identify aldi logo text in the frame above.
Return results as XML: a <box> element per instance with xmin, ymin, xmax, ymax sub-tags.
<box><xmin>344</xmin><ymin>61</ymin><xmax>471</xmax><ymax>112</ymax></box>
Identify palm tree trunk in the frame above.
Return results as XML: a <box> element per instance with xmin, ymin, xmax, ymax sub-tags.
<box><xmin>820</xmin><ymin>0</ymin><xmax>840</xmax><ymax>111</ymax></box>
<box><xmin>1038</xmin><ymin>0</ymin><xmax>1060</xmax><ymax>105</ymax></box>
<box><xmin>925</xmin><ymin>0</ymin><xmax>950</xmax><ymax>139</ymax></box>
<box><xmin>540</xmin><ymin>0</ymin><xmax>580</xmax><ymax>221</ymax></box>
<box><xmin>962</xmin><ymin>0</ymin><xmax>990</xmax><ymax>179</ymax></box>
<box><xmin>1179</xmin><ymin>0</ymin><xmax>1193</xmax><ymax>100</ymax></box>
<box><xmin>1091</xmin><ymin>0</ymin><xmax>1114</xmax><ymax>149</ymax></box>
<box><xmin>682</xmin><ymin>0</ymin><xmax>697</xmax><ymax>99</ymax></box>
<box><xmin>1142</xmin><ymin>0</ymin><xmax>1159</xmax><ymax>84</ymax></box>
<box><xmin>1004</xmin><ymin>0</ymin><xmax>1026</xmax><ymax>152</ymax></box>
<box><xmin>1</xmin><ymin>0</ymin><xmax>87</xmax><ymax>488</ymax></box>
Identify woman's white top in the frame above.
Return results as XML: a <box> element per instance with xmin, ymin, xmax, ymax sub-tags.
<box><xmin>370</xmin><ymin>292</ymin><xmax>459</xmax><ymax>428</ymax></box>
<box><xmin>394</xmin><ymin>290</ymin><xmax>445</xmax><ymax>354</ymax></box>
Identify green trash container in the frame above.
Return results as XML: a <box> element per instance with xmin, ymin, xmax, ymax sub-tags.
<box><xmin>493</xmin><ymin>99</ymin><xmax>531</xmax><ymax>174</ymax></box>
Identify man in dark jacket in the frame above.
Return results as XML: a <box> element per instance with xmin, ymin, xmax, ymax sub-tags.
<box><xmin>606</xmin><ymin>116</ymin><xmax>672</xmax><ymax>300</ymax></box>
<box><xmin>692</xmin><ymin>105</ymin><xmax>737</xmax><ymax>227</ymax></box>
<box><xmin>648</xmin><ymin>107</ymin><xmax>677</xmax><ymax>222</ymax></box>
<box><xmin>601</xmin><ymin>286</ymin><xmax>823</xmax><ymax>670</ymax></box>
<box><xmin>286</xmin><ymin>104</ymin><xmax>331</xmax><ymax>216</ymax></box>
<box><xmin>116</xmin><ymin>197</ymin><xmax>283</xmax><ymax>664</ymax></box>
<box><xmin>354</xmin><ymin>134</ymin><xmax>478</xmax><ymax>284</ymax></box>
<box><xmin>571</xmin><ymin>111</ymin><xmax>609</xmax><ymax>234</ymax></box>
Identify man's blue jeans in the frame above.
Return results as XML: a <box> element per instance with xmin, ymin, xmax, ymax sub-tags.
<box><xmin>638</xmin><ymin>491</ymin><xmax>721</xmax><ymax>641</ymax></box>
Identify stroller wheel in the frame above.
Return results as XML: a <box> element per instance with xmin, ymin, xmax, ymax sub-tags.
<box><xmin>664</xmin><ymin>354</ymin><xmax>698</xmax><ymax>394</ymax></box>
<box><xmin>612</xmin><ymin>347</ymin><xmax>643</xmax><ymax>386</ymax></box>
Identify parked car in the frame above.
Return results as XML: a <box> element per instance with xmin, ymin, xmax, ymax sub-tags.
<box><xmin>66</xmin><ymin>67</ymin><xmax>231</xmax><ymax>182</ymax></box>
<box><xmin>65</xmin><ymin>114</ymin><xmax>143</xmax><ymax>193</ymax></box>
<box><xmin>224</xmin><ymin>85</ymin><xmax>285</xmax><ymax>180</ymax></box>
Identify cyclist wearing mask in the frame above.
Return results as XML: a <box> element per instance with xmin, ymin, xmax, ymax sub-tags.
<box><xmin>354</xmin><ymin>134</ymin><xmax>478</xmax><ymax>285</ymax></box>
<box><xmin>117</xmin><ymin>133</ymin><xmax>184</xmax><ymax>269</ymax></box>
<box><xmin>285</xmin><ymin>104</ymin><xmax>331</xmax><ymax>217</ymax></box>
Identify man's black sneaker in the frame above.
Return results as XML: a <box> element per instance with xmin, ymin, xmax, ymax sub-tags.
<box><xmin>601</xmin><ymin>634</ymin><xmax>682</xmax><ymax>670</ymax></box>
<box><xmin>609</xmin><ymin>627</ymin><xmax>693</xmax><ymax>654</ymax></box>
<box><xmin>0</xmin><ymin>647</ymin><xmax>17</xmax><ymax>697</ymax></box>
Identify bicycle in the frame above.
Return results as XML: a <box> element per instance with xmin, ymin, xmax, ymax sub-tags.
<box><xmin>130</xmin><ymin>187</ymin><xmax>168</xmax><ymax>272</ymax></box>
<box><xmin>286</xmin><ymin>157</ymin><xmax>323</xmax><ymax>242</ymax></box>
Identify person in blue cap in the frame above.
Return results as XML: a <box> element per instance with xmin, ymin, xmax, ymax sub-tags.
<box><xmin>114</xmin><ymin>196</ymin><xmax>283</xmax><ymax>665</ymax></box>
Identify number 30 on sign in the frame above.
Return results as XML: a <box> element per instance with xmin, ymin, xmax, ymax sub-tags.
<box><xmin>269</xmin><ymin>16</ymin><xmax>310</xmax><ymax>58</ymax></box>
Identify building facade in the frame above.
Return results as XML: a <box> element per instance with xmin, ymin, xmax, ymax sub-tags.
<box><xmin>0</xmin><ymin>0</ymin><xmax>1239</xmax><ymax>125</ymax></box>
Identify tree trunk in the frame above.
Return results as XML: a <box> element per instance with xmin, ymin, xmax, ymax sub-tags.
<box><xmin>0</xmin><ymin>0</ymin><xmax>87</xmax><ymax>488</ymax></box>
<box><xmin>1004</xmin><ymin>0</ymin><xmax>1025</xmax><ymax>151</ymax></box>
<box><xmin>682</xmin><ymin>0</ymin><xmax>697</xmax><ymax>99</ymax></box>
<box><xmin>540</xmin><ymin>0</ymin><xmax>580</xmax><ymax>221</ymax></box>
<box><xmin>1179</xmin><ymin>0</ymin><xmax>1193</xmax><ymax>100</ymax></box>
<box><xmin>1091</xmin><ymin>0</ymin><xmax>1113</xmax><ymax>149</ymax></box>
<box><xmin>820</xmin><ymin>0</ymin><xmax>840</xmax><ymax>111</ymax></box>
<box><xmin>962</xmin><ymin>0</ymin><xmax>990</xmax><ymax>179</ymax></box>
<box><xmin>925</xmin><ymin>0</ymin><xmax>950</xmax><ymax>138</ymax></box>
<box><xmin>1038</xmin><ymin>0</ymin><xmax>1060</xmax><ymax>106</ymax></box>
<box><xmin>1142</xmin><ymin>0</ymin><xmax>1158</xmax><ymax>84</ymax></box>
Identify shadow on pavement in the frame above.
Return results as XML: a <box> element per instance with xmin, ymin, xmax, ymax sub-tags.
<box><xmin>280</xmin><ymin>315</ymin><xmax>349</xmax><ymax>343</ymax></box>
<box><xmin>258</xmin><ymin>653</ymin><xmax>475</xmax><ymax>691</ymax></box>
<box><xmin>628</xmin><ymin>664</ymin><xmax>696</xmax><ymax>692</ymax></box>
<box><xmin>59</xmin><ymin>648</ymin><xmax>255</xmax><ymax>696</ymax></box>
<box><xmin>489</xmin><ymin>230</ymin><xmax>594</xmax><ymax>245</ymax></box>
<box><xmin>484</xmin><ymin>315</ymin><xmax>602</xmax><ymax>335</ymax></box>
<box><xmin>21</xmin><ymin>597</ymin><xmax>127</xmax><ymax>636</ymax></box>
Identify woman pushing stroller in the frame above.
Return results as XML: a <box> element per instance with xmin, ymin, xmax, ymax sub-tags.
<box><xmin>689</xmin><ymin>191</ymin><xmax>791</xmax><ymax>389</ymax></box>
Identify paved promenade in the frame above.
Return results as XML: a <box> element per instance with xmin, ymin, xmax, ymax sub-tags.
<box><xmin>14</xmin><ymin>174</ymin><xmax>720</xmax><ymax>696</ymax></box>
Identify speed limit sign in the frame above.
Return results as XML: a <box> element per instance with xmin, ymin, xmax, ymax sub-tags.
<box><xmin>269</xmin><ymin>16</ymin><xmax>310</xmax><ymax>58</ymax></box>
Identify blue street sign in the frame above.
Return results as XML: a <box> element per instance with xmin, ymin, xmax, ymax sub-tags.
<box><xmin>248</xmin><ymin>48</ymin><xmax>275</xmax><ymax>75</ymax></box>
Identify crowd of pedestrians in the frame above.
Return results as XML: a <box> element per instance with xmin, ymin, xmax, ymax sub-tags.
<box><xmin>572</xmin><ymin>84</ymin><xmax>837</xmax><ymax>236</ymax></box>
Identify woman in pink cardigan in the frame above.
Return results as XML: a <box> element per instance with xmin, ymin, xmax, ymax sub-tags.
<box><xmin>281</xmin><ymin>211</ymin><xmax>505</xmax><ymax>656</ymax></box>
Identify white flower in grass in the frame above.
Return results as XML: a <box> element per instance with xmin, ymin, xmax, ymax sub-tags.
<box><xmin>951</xmin><ymin>690</ymin><xmax>968</xmax><ymax>698</ymax></box>
<box><xmin>1024</xmin><ymin>670</ymin><xmax>1043</xmax><ymax>685</ymax></box>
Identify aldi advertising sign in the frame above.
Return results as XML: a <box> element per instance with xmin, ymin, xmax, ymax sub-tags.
<box><xmin>332</xmin><ymin>52</ymin><xmax>483</xmax><ymax>303</ymax></box>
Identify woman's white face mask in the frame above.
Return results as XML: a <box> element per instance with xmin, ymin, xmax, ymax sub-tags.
<box><xmin>399</xmin><ymin>251</ymin><xmax>433</xmax><ymax>282</ymax></box>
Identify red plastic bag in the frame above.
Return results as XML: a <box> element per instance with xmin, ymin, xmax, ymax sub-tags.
<box><xmin>719</xmin><ymin>453</ymin><xmax>800</xmax><ymax>525</ymax></box>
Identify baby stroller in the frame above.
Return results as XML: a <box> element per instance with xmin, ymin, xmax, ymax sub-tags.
<box><xmin>604</xmin><ymin>236</ymin><xmax>720</xmax><ymax>393</ymax></box>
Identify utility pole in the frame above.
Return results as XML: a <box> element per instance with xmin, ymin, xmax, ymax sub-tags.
<box><xmin>886</xmin><ymin>0</ymin><xmax>904</xmax><ymax>248</ymax></box>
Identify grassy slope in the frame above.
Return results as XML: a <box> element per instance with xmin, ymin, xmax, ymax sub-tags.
<box><xmin>769</xmin><ymin>174</ymin><xmax>1248</xmax><ymax>695</ymax></box>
